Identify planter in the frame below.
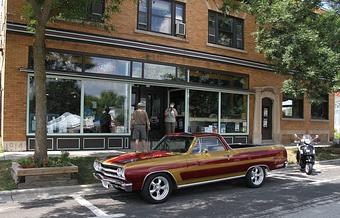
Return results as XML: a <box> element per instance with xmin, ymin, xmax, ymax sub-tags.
<box><xmin>11</xmin><ymin>162</ymin><xmax>79</xmax><ymax>189</ymax></box>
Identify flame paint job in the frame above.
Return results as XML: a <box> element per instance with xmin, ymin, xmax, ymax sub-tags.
<box><xmin>99</xmin><ymin>133</ymin><xmax>288</xmax><ymax>191</ymax></box>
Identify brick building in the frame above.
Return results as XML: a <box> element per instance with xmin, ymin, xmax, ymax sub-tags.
<box><xmin>0</xmin><ymin>0</ymin><xmax>335</xmax><ymax>151</ymax></box>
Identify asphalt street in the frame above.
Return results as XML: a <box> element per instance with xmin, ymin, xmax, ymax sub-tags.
<box><xmin>1</xmin><ymin>161</ymin><xmax>340</xmax><ymax>218</ymax></box>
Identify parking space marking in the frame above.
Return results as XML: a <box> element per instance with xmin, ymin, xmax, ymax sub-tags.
<box><xmin>73</xmin><ymin>195</ymin><xmax>126</xmax><ymax>218</ymax></box>
<box><xmin>73</xmin><ymin>195</ymin><xmax>109</xmax><ymax>217</ymax></box>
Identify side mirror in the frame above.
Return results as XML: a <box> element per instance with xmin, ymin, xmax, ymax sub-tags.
<box><xmin>294</xmin><ymin>134</ymin><xmax>298</xmax><ymax>138</ymax></box>
<box><xmin>315</xmin><ymin>135</ymin><xmax>319</xmax><ymax>139</ymax></box>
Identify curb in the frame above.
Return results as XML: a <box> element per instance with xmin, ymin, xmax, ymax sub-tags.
<box><xmin>0</xmin><ymin>183</ymin><xmax>116</xmax><ymax>204</ymax></box>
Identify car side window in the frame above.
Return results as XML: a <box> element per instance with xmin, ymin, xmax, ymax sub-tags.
<box><xmin>192</xmin><ymin>137</ymin><xmax>225</xmax><ymax>153</ymax></box>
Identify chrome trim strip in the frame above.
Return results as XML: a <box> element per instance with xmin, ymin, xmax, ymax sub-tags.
<box><xmin>177</xmin><ymin>175</ymin><xmax>245</xmax><ymax>189</ymax></box>
<box><xmin>102</xmin><ymin>167</ymin><xmax>117</xmax><ymax>174</ymax></box>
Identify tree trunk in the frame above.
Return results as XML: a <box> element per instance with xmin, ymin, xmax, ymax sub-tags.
<box><xmin>33</xmin><ymin>24</ymin><xmax>48</xmax><ymax>167</ymax></box>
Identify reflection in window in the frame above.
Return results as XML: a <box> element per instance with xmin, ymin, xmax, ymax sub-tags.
<box><xmin>151</xmin><ymin>0</ymin><xmax>172</xmax><ymax>34</ymax></box>
<box><xmin>311</xmin><ymin>96</ymin><xmax>329</xmax><ymax>120</ymax></box>
<box><xmin>221</xmin><ymin>93</ymin><xmax>248</xmax><ymax>133</ymax></box>
<box><xmin>29</xmin><ymin>77</ymin><xmax>81</xmax><ymax>134</ymax></box>
<box><xmin>144</xmin><ymin>63</ymin><xmax>176</xmax><ymax>80</ymax></box>
<box><xmin>83</xmin><ymin>80</ymin><xmax>130</xmax><ymax>133</ymax></box>
<box><xmin>189</xmin><ymin>90</ymin><xmax>218</xmax><ymax>133</ymax></box>
<box><xmin>208</xmin><ymin>11</ymin><xmax>244</xmax><ymax>49</ymax></box>
<box><xmin>192</xmin><ymin>137</ymin><xmax>225</xmax><ymax>153</ymax></box>
<box><xmin>189</xmin><ymin>69</ymin><xmax>248</xmax><ymax>89</ymax></box>
<box><xmin>132</xmin><ymin>62</ymin><xmax>143</xmax><ymax>78</ymax></box>
<box><xmin>46</xmin><ymin>52</ymin><xmax>82</xmax><ymax>72</ymax></box>
<box><xmin>282</xmin><ymin>95</ymin><xmax>303</xmax><ymax>119</ymax></box>
<box><xmin>84</xmin><ymin>56</ymin><xmax>130</xmax><ymax>76</ymax></box>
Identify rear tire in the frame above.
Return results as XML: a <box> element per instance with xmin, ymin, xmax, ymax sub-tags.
<box><xmin>245</xmin><ymin>166</ymin><xmax>266</xmax><ymax>188</ymax></box>
<box><xmin>140</xmin><ymin>173</ymin><xmax>173</xmax><ymax>204</ymax></box>
<box><xmin>305</xmin><ymin>163</ymin><xmax>313</xmax><ymax>175</ymax></box>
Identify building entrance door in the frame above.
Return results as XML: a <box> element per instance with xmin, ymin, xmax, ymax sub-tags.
<box><xmin>132</xmin><ymin>85</ymin><xmax>167</xmax><ymax>142</ymax></box>
<box><xmin>262</xmin><ymin>97</ymin><xmax>273</xmax><ymax>140</ymax></box>
<box><xmin>169</xmin><ymin>89</ymin><xmax>186</xmax><ymax>132</ymax></box>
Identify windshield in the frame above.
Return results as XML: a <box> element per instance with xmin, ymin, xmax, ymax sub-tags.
<box><xmin>152</xmin><ymin>136</ymin><xmax>194</xmax><ymax>153</ymax></box>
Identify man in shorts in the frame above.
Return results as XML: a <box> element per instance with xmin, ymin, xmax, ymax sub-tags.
<box><xmin>131</xmin><ymin>102</ymin><xmax>150</xmax><ymax>152</ymax></box>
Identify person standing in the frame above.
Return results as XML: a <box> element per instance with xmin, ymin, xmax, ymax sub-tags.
<box><xmin>164</xmin><ymin>102</ymin><xmax>178</xmax><ymax>134</ymax></box>
<box><xmin>131</xmin><ymin>102</ymin><xmax>150</xmax><ymax>152</ymax></box>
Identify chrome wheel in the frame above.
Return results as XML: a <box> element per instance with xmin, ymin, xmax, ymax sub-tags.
<box><xmin>250</xmin><ymin>167</ymin><xmax>265</xmax><ymax>186</ymax></box>
<box><xmin>246</xmin><ymin>166</ymin><xmax>266</xmax><ymax>188</ymax></box>
<box><xmin>148</xmin><ymin>176</ymin><xmax>170</xmax><ymax>201</ymax></box>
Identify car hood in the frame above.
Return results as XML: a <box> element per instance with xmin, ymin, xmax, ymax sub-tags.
<box><xmin>103</xmin><ymin>151</ymin><xmax>175</xmax><ymax>165</ymax></box>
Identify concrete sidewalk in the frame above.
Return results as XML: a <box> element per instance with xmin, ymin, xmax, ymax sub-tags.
<box><xmin>0</xmin><ymin>150</ymin><xmax>132</xmax><ymax>161</ymax></box>
<box><xmin>0</xmin><ymin>183</ymin><xmax>114</xmax><ymax>204</ymax></box>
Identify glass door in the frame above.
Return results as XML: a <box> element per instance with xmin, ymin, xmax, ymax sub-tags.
<box><xmin>169</xmin><ymin>89</ymin><xmax>186</xmax><ymax>133</ymax></box>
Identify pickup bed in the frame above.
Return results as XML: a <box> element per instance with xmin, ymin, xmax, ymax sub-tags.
<box><xmin>93</xmin><ymin>133</ymin><xmax>287</xmax><ymax>203</ymax></box>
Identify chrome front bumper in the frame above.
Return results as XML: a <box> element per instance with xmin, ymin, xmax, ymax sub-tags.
<box><xmin>93</xmin><ymin>172</ymin><xmax>133</xmax><ymax>192</ymax></box>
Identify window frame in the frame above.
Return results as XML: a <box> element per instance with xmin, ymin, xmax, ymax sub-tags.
<box><xmin>87</xmin><ymin>0</ymin><xmax>106</xmax><ymax>22</ymax></box>
<box><xmin>208</xmin><ymin>10</ymin><xmax>244</xmax><ymax>50</ymax></box>
<box><xmin>137</xmin><ymin>0</ymin><xmax>186</xmax><ymax>37</ymax></box>
<box><xmin>311</xmin><ymin>96</ymin><xmax>329</xmax><ymax>120</ymax></box>
<box><xmin>281</xmin><ymin>94</ymin><xmax>304</xmax><ymax>119</ymax></box>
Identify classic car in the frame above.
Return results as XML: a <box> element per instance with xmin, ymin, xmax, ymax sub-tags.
<box><xmin>93</xmin><ymin>133</ymin><xmax>288</xmax><ymax>203</ymax></box>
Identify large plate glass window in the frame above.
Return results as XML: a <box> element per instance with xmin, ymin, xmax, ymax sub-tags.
<box><xmin>189</xmin><ymin>69</ymin><xmax>248</xmax><ymax>89</ymax></box>
<box><xmin>144</xmin><ymin>63</ymin><xmax>176</xmax><ymax>80</ymax></box>
<box><xmin>28</xmin><ymin>77</ymin><xmax>81</xmax><ymax>134</ymax></box>
<box><xmin>208</xmin><ymin>11</ymin><xmax>244</xmax><ymax>49</ymax></box>
<box><xmin>282</xmin><ymin>95</ymin><xmax>304</xmax><ymax>119</ymax></box>
<box><xmin>84</xmin><ymin>56</ymin><xmax>130</xmax><ymax>76</ymax></box>
<box><xmin>46</xmin><ymin>51</ymin><xmax>83</xmax><ymax>72</ymax></box>
<box><xmin>221</xmin><ymin>93</ymin><xmax>248</xmax><ymax>133</ymax></box>
<box><xmin>83</xmin><ymin>80</ymin><xmax>130</xmax><ymax>134</ymax></box>
<box><xmin>311</xmin><ymin>95</ymin><xmax>329</xmax><ymax>120</ymax></box>
<box><xmin>189</xmin><ymin>90</ymin><xmax>218</xmax><ymax>133</ymax></box>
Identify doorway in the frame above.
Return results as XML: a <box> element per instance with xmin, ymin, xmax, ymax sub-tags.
<box><xmin>262</xmin><ymin>97</ymin><xmax>273</xmax><ymax>140</ymax></box>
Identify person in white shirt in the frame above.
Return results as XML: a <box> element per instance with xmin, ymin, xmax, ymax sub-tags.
<box><xmin>164</xmin><ymin>102</ymin><xmax>178</xmax><ymax>134</ymax></box>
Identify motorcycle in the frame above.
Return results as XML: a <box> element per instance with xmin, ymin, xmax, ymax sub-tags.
<box><xmin>294</xmin><ymin>134</ymin><xmax>318</xmax><ymax>175</ymax></box>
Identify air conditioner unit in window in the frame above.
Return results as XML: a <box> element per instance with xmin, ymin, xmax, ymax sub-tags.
<box><xmin>176</xmin><ymin>22</ymin><xmax>186</xmax><ymax>36</ymax></box>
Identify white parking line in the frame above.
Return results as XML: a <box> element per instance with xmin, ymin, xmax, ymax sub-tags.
<box><xmin>72</xmin><ymin>195</ymin><xmax>126</xmax><ymax>218</ymax></box>
<box><xmin>73</xmin><ymin>195</ymin><xmax>109</xmax><ymax>217</ymax></box>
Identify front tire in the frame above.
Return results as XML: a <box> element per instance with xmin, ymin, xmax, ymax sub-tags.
<box><xmin>141</xmin><ymin>173</ymin><xmax>173</xmax><ymax>204</ymax></box>
<box><xmin>305</xmin><ymin>163</ymin><xmax>313</xmax><ymax>175</ymax></box>
<box><xmin>246</xmin><ymin>166</ymin><xmax>266</xmax><ymax>188</ymax></box>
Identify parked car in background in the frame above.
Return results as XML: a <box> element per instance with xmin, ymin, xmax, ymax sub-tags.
<box><xmin>93</xmin><ymin>133</ymin><xmax>288</xmax><ymax>203</ymax></box>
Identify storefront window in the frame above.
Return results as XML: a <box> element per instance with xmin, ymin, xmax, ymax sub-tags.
<box><xmin>189</xmin><ymin>69</ymin><xmax>248</xmax><ymax>89</ymax></box>
<box><xmin>282</xmin><ymin>95</ymin><xmax>304</xmax><ymax>119</ymax></box>
<box><xmin>144</xmin><ymin>63</ymin><xmax>176</xmax><ymax>80</ymax></box>
<box><xmin>29</xmin><ymin>77</ymin><xmax>81</xmax><ymax>134</ymax></box>
<box><xmin>46</xmin><ymin>51</ymin><xmax>82</xmax><ymax>72</ymax></box>
<box><xmin>132</xmin><ymin>62</ymin><xmax>143</xmax><ymax>78</ymax></box>
<box><xmin>221</xmin><ymin>93</ymin><xmax>248</xmax><ymax>133</ymax></box>
<box><xmin>84</xmin><ymin>56</ymin><xmax>130</xmax><ymax>76</ymax></box>
<box><xmin>83</xmin><ymin>80</ymin><xmax>130</xmax><ymax>134</ymax></box>
<box><xmin>189</xmin><ymin>90</ymin><xmax>218</xmax><ymax>133</ymax></box>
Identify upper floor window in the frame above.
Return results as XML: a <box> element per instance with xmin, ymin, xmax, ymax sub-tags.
<box><xmin>87</xmin><ymin>0</ymin><xmax>105</xmax><ymax>21</ymax></box>
<box><xmin>311</xmin><ymin>96</ymin><xmax>329</xmax><ymax>120</ymax></box>
<box><xmin>282</xmin><ymin>95</ymin><xmax>304</xmax><ymax>119</ymax></box>
<box><xmin>137</xmin><ymin>0</ymin><xmax>186</xmax><ymax>36</ymax></box>
<box><xmin>208</xmin><ymin>11</ymin><xmax>244</xmax><ymax>50</ymax></box>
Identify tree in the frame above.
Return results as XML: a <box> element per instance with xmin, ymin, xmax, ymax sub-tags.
<box><xmin>222</xmin><ymin>0</ymin><xmax>340</xmax><ymax>101</ymax></box>
<box><xmin>25</xmin><ymin>0</ymin><xmax>123</xmax><ymax>166</ymax></box>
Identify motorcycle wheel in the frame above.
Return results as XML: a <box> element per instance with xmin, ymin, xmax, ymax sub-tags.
<box><xmin>305</xmin><ymin>163</ymin><xmax>313</xmax><ymax>175</ymax></box>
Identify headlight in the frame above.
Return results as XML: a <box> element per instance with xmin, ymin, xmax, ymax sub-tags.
<box><xmin>93</xmin><ymin>161</ymin><xmax>102</xmax><ymax>171</ymax></box>
<box><xmin>116</xmin><ymin>167</ymin><xmax>125</xmax><ymax>179</ymax></box>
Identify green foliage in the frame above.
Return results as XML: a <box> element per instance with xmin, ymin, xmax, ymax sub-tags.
<box><xmin>25</xmin><ymin>0</ymin><xmax>124</xmax><ymax>30</ymax></box>
<box><xmin>0</xmin><ymin>161</ymin><xmax>17</xmax><ymax>191</ymax></box>
<box><xmin>335</xmin><ymin>131</ymin><xmax>340</xmax><ymax>140</ymax></box>
<box><xmin>18</xmin><ymin>151</ymin><xmax>72</xmax><ymax>168</ymax></box>
<box><xmin>222</xmin><ymin>0</ymin><xmax>340</xmax><ymax>101</ymax></box>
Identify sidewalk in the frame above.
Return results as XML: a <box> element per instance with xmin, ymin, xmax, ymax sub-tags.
<box><xmin>0</xmin><ymin>150</ymin><xmax>131</xmax><ymax>161</ymax></box>
<box><xmin>0</xmin><ymin>183</ymin><xmax>114</xmax><ymax>204</ymax></box>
